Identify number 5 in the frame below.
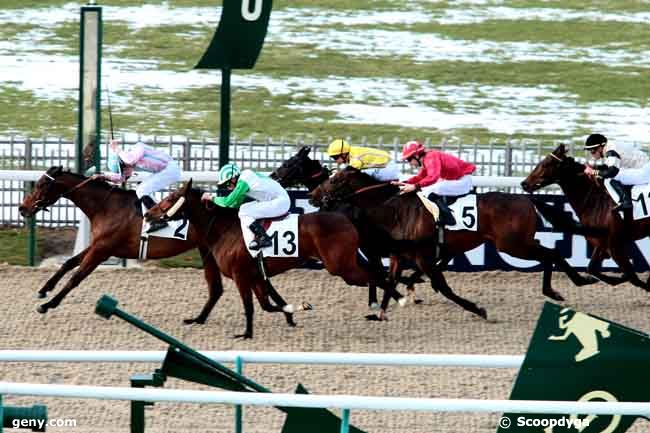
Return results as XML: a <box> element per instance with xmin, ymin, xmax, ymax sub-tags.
<box><xmin>241</xmin><ymin>0</ymin><xmax>262</xmax><ymax>21</ymax></box>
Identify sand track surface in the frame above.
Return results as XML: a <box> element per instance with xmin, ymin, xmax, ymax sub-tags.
<box><xmin>1</xmin><ymin>265</ymin><xmax>649</xmax><ymax>433</ymax></box>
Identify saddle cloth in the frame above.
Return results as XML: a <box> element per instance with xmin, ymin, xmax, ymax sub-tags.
<box><xmin>138</xmin><ymin>215</ymin><xmax>190</xmax><ymax>260</ymax></box>
<box><xmin>243</xmin><ymin>213</ymin><xmax>299</xmax><ymax>258</ymax></box>
<box><xmin>604</xmin><ymin>179</ymin><xmax>650</xmax><ymax>221</ymax></box>
<box><xmin>417</xmin><ymin>193</ymin><xmax>478</xmax><ymax>231</ymax></box>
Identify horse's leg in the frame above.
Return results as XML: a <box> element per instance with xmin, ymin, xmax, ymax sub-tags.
<box><xmin>38</xmin><ymin>248</ymin><xmax>89</xmax><ymax>298</ymax></box>
<box><xmin>233</xmin><ymin>275</ymin><xmax>255</xmax><ymax>340</ymax></box>
<box><xmin>417</xmin><ymin>255</ymin><xmax>487</xmax><ymax>319</ymax></box>
<box><xmin>608</xmin><ymin>242</ymin><xmax>649</xmax><ymax>291</ymax></box>
<box><xmin>587</xmin><ymin>245</ymin><xmax>628</xmax><ymax>285</ymax></box>
<box><xmin>37</xmin><ymin>247</ymin><xmax>109</xmax><ymax>314</ymax></box>
<box><xmin>367</xmin><ymin>255</ymin><xmax>382</xmax><ymax>310</ymax></box>
<box><xmin>265</xmin><ymin>279</ymin><xmax>301</xmax><ymax>327</ymax></box>
<box><xmin>547</xmin><ymin>248</ymin><xmax>599</xmax><ymax>286</ymax></box>
<box><xmin>184</xmin><ymin>248</ymin><xmax>224</xmax><ymax>325</ymax></box>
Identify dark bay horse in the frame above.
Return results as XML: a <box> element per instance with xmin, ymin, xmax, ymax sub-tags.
<box><xmin>522</xmin><ymin>143</ymin><xmax>650</xmax><ymax>289</ymax></box>
<box><xmin>311</xmin><ymin>166</ymin><xmax>599</xmax><ymax>317</ymax></box>
<box><xmin>270</xmin><ymin>146</ymin><xmax>423</xmax><ymax>311</ymax></box>
<box><xmin>18</xmin><ymin>166</ymin><xmax>234</xmax><ymax>325</ymax></box>
<box><xmin>145</xmin><ymin>179</ymin><xmax>403</xmax><ymax>338</ymax></box>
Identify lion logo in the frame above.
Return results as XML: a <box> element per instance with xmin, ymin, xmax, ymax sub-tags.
<box><xmin>548</xmin><ymin>308</ymin><xmax>611</xmax><ymax>362</ymax></box>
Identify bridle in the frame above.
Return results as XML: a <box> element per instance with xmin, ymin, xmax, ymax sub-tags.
<box><xmin>32</xmin><ymin>173</ymin><xmax>90</xmax><ymax>212</ymax></box>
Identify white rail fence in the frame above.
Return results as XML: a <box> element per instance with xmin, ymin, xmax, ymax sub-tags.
<box><xmin>2</xmin><ymin>382</ymin><xmax>649</xmax><ymax>416</ymax></box>
<box><xmin>1</xmin><ymin>351</ymin><xmax>649</xmax><ymax>423</ymax></box>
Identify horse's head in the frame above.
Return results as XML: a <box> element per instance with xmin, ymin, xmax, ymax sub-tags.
<box><xmin>145</xmin><ymin>179</ymin><xmax>194</xmax><ymax>223</ymax></box>
<box><xmin>270</xmin><ymin>146</ymin><xmax>330</xmax><ymax>189</ymax></box>
<box><xmin>521</xmin><ymin>144</ymin><xmax>581</xmax><ymax>192</ymax></box>
<box><xmin>19</xmin><ymin>166</ymin><xmax>70</xmax><ymax>217</ymax></box>
<box><xmin>310</xmin><ymin>166</ymin><xmax>373</xmax><ymax>210</ymax></box>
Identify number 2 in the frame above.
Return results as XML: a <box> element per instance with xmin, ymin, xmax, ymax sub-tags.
<box><xmin>174</xmin><ymin>219</ymin><xmax>188</xmax><ymax>238</ymax></box>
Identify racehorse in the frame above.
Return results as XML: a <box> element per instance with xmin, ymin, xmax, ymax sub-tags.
<box><xmin>522</xmin><ymin>143</ymin><xmax>650</xmax><ymax>289</ymax></box>
<box><xmin>270</xmin><ymin>146</ymin><xmax>424</xmax><ymax>311</ymax></box>
<box><xmin>311</xmin><ymin>166</ymin><xmax>599</xmax><ymax>317</ymax></box>
<box><xmin>145</xmin><ymin>179</ymin><xmax>404</xmax><ymax>338</ymax></box>
<box><xmin>18</xmin><ymin>166</ymin><xmax>297</xmax><ymax>328</ymax></box>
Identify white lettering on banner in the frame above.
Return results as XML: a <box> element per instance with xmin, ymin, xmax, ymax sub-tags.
<box><xmin>241</xmin><ymin>0</ymin><xmax>262</xmax><ymax>21</ymax></box>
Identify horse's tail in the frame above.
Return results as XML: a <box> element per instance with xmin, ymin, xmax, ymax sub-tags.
<box><xmin>530</xmin><ymin>197</ymin><xmax>608</xmax><ymax>238</ymax></box>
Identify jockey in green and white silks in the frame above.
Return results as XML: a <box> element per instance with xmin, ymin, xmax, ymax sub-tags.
<box><xmin>201</xmin><ymin>164</ymin><xmax>291</xmax><ymax>250</ymax></box>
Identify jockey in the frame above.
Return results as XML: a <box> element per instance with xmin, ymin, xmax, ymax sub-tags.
<box><xmin>201</xmin><ymin>163</ymin><xmax>291</xmax><ymax>251</ymax></box>
<box><xmin>393</xmin><ymin>140</ymin><xmax>476</xmax><ymax>225</ymax></box>
<box><xmin>327</xmin><ymin>139</ymin><xmax>400</xmax><ymax>181</ymax></box>
<box><xmin>94</xmin><ymin>139</ymin><xmax>181</xmax><ymax>232</ymax></box>
<box><xmin>584</xmin><ymin>133</ymin><xmax>650</xmax><ymax>211</ymax></box>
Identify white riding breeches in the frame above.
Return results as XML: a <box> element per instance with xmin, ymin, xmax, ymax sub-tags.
<box><xmin>615</xmin><ymin>162</ymin><xmax>650</xmax><ymax>185</ymax></box>
<box><xmin>239</xmin><ymin>194</ymin><xmax>291</xmax><ymax>236</ymax></box>
<box><xmin>420</xmin><ymin>175</ymin><xmax>473</xmax><ymax>196</ymax></box>
<box><xmin>135</xmin><ymin>161</ymin><xmax>181</xmax><ymax>199</ymax></box>
<box><xmin>362</xmin><ymin>161</ymin><xmax>400</xmax><ymax>181</ymax></box>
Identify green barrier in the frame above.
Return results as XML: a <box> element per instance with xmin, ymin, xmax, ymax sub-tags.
<box><xmin>0</xmin><ymin>395</ymin><xmax>48</xmax><ymax>432</ymax></box>
<box><xmin>498</xmin><ymin>302</ymin><xmax>650</xmax><ymax>433</ymax></box>
<box><xmin>96</xmin><ymin>295</ymin><xmax>367</xmax><ymax>433</ymax></box>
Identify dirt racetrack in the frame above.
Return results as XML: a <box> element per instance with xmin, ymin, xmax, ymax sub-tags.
<box><xmin>1</xmin><ymin>264</ymin><xmax>649</xmax><ymax>433</ymax></box>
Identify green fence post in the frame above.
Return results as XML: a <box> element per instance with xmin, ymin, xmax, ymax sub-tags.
<box><xmin>235</xmin><ymin>356</ymin><xmax>243</xmax><ymax>433</ymax></box>
<box><xmin>339</xmin><ymin>409</ymin><xmax>350</xmax><ymax>433</ymax></box>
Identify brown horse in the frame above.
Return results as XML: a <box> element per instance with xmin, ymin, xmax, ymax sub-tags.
<box><xmin>311</xmin><ymin>166</ymin><xmax>599</xmax><ymax>317</ymax></box>
<box><xmin>17</xmin><ymin>166</ymin><xmax>251</xmax><ymax>326</ymax></box>
<box><xmin>145</xmin><ymin>179</ymin><xmax>403</xmax><ymax>338</ymax></box>
<box><xmin>522</xmin><ymin>143</ymin><xmax>650</xmax><ymax>289</ymax></box>
<box><xmin>270</xmin><ymin>146</ymin><xmax>423</xmax><ymax>311</ymax></box>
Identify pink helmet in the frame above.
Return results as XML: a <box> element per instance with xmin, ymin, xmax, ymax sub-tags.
<box><xmin>401</xmin><ymin>140</ymin><xmax>425</xmax><ymax>160</ymax></box>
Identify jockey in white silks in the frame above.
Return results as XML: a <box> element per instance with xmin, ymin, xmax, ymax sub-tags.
<box><xmin>95</xmin><ymin>139</ymin><xmax>181</xmax><ymax>232</ymax></box>
<box><xmin>583</xmin><ymin>133</ymin><xmax>650</xmax><ymax>211</ymax></box>
<box><xmin>201</xmin><ymin>164</ymin><xmax>291</xmax><ymax>251</ymax></box>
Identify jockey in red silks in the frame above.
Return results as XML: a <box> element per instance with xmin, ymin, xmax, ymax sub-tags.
<box><xmin>392</xmin><ymin>140</ymin><xmax>476</xmax><ymax>225</ymax></box>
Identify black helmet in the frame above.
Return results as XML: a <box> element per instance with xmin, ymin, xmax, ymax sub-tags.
<box><xmin>584</xmin><ymin>133</ymin><xmax>607</xmax><ymax>150</ymax></box>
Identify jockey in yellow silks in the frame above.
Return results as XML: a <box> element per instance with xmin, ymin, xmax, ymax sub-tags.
<box><xmin>326</xmin><ymin>139</ymin><xmax>399</xmax><ymax>181</ymax></box>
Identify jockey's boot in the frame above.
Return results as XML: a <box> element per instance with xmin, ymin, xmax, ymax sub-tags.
<box><xmin>140</xmin><ymin>195</ymin><xmax>169</xmax><ymax>233</ymax></box>
<box><xmin>610</xmin><ymin>179</ymin><xmax>633</xmax><ymax>212</ymax></box>
<box><xmin>427</xmin><ymin>193</ymin><xmax>456</xmax><ymax>226</ymax></box>
<box><xmin>248</xmin><ymin>221</ymin><xmax>273</xmax><ymax>250</ymax></box>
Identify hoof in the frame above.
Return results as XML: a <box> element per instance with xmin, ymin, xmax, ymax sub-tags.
<box><xmin>368</xmin><ymin>302</ymin><xmax>380</xmax><ymax>311</ymax></box>
<box><xmin>397</xmin><ymin>297</ymin><xmax>408</xmax><ymax>307</ymax></box>
<box><xmin>477</xmin><ymin>307</ymin><xmax>488</xmax><ymax>320</ymax></box>
<box><xmin>301</xmin><ymin>302</ymin><xmax>313</xmax><ymax>311</ymax></box>
<box><xmin>544</xmin><ymin>290</ymin><xmax>565</xmax><ymax>302</ymax></box>
<box><xmin>233</xmin><ymin>333</ymin><xmax>253</xmax><ymax>340</ymax></box>
<box><xmin>36</xmin><ymin>305</ymin><xmax>48</xmax><ymax>314</ymax></box>
<box><xmin>183</xmin><ymin>318</ymin><xmax>205</xmax><ymax>325</ymax></box>
<box><xmin>37</xmin><ymin>292</ymin><xmax>47</xmax><ymax>299</ymax></box>
<box><xmin>286</xmin><ymin>318</ymin><xmax>297</xmax><ymax>328</ymax></box>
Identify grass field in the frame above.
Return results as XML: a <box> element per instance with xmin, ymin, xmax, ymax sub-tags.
<box><xmin>1</xmin><ymin>1</ymin><xmax>649</xmax><ymax>145</ymax></box>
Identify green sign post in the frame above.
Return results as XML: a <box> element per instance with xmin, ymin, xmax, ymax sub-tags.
<box><xmin>195</xmin><ymin>0</ymin><xmax>273</xmax><ymax>168</ymax></box>
<box><xmin>498</xmin><ymin>302</ymin><xmax>650</xmax><ymax>433</ymax></box>
<box><xmin>96</xmin><ymin>295</ymin><xmax>367</xmax><ymax>433</ymax></box>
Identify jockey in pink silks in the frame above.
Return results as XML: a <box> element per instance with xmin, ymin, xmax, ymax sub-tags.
<box><xmin>93</xmin><ymin>139</ymin><xmax>181</xmax><ymax>232</ymax></box>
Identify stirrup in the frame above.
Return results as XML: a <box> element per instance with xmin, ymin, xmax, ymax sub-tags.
<box><xmin>249</xmin><ymin>236</ymin><xmax>272</xmax><ymax>250</ymax></box>
<box><xmin>146</xmin><ymin>219</ymin><xmax>168</xmax><ymax>233</ymax></box>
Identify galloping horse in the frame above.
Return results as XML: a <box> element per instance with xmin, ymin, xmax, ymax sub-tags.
<box><xmin>522</xmin><ymin>143</ymin><xmax>650</xmax><ymax>289</ymax></box>
<box><xmin>145</xmin><ymin>179</ymin><xmax>403</xmax><ymax>338</ymax></box>
<box><xmin>271</xmin><ymin>146</ymin><xmax>423</xmax><ymax>311</ymax></box>
<box><xmin>311</xmin><ymin>166</ymin><xmax>599</xmax><ymax>317</ymax></box>
<box><xmin>18</xmin><ymin>166</ymin><xmax>279</xmax><ymax>327</ymax></box>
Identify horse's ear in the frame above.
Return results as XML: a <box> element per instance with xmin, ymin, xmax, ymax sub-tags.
<box><xmin>554</xmin><ymin>144</ymin><xmax>567</xmax><ymax>157</ymax></box>
<box><xmin>181</xmin><ymin>178</ymin><xmax>193</xmax><ymax>195</ymax></box>
<box><xmin>298</xmin><ymin>146</ymin><xmax>311</xmax><ymax>157</ymax></box>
